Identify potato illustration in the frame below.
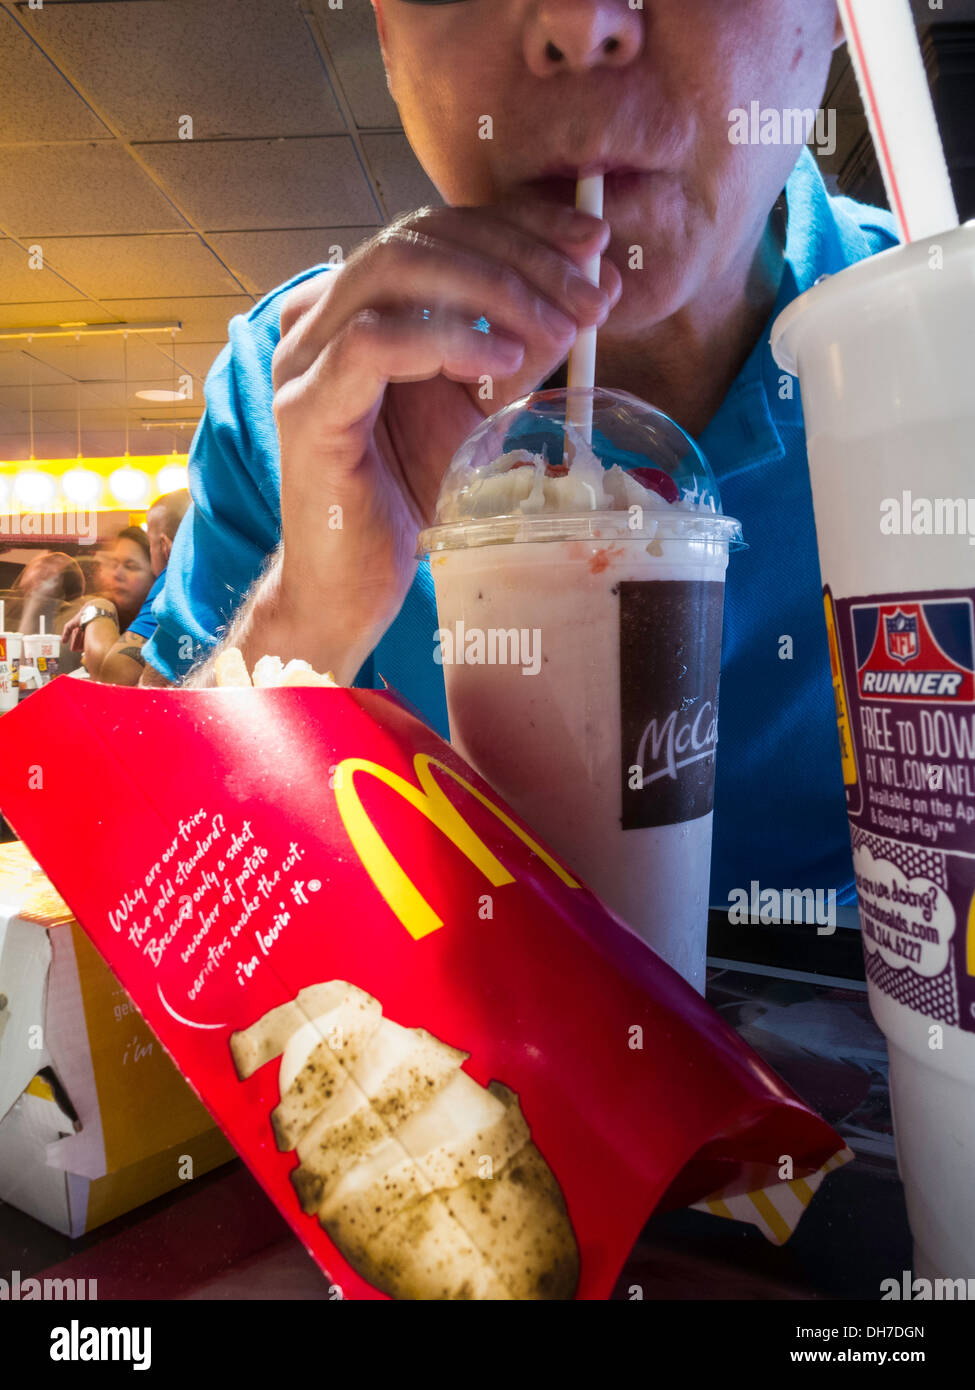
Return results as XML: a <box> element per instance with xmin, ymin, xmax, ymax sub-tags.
<box><xmin>231</xmin><ymin>982</ymin><xmax>578</xmax><ymax>1300</ymax></box>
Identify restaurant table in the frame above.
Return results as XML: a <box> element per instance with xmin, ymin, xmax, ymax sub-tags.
<box><xmin>0</xmin><ymin>957</ymin><xmax>910</xmax><ymax>1301</ymax></box>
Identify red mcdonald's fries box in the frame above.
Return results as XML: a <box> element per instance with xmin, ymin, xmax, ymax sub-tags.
<box><xmin>0</xmin><ymin>677</ymin><xmax>851</xmax><ymax>1298</ymax></box>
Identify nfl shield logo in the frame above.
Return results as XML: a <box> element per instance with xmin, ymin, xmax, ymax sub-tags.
<box><xmin>884</xmin><ymin>609</ymin><xmax>919</xmax><ymax>664</ymax></box>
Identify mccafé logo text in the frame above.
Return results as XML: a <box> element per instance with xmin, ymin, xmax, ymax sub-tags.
<box><xmin>333</xmin><ymin>753</ymin><xmax>580</xmax><ymax>940</ymax></box>
<box><xmin>633</xmin><ymin>700</ymin><xmax>718</xmax><ymax>786</ymax></box>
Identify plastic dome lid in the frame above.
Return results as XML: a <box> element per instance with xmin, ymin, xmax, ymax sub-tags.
<box><xmin>418</xmin><ymin>387</ymin><xmax>743</xmax><ymax>552</ymax></box>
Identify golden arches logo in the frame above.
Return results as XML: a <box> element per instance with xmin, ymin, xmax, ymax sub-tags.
<box><xmin>333</xmin><ymin>752</ymin><xmax>580</xmax><ymax>940</ymax></box>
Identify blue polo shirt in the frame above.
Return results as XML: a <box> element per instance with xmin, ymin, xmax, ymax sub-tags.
<box><xmin>145</xmin><ymin>149</ymin><xmax>898</xmax><ymax>906</ymax></box>
<box><xmin>129</xmin><ymin>572</ymin><xmax>165</xmax><ymax>640</ymax></box>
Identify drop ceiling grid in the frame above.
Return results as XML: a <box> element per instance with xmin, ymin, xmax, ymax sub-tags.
<box><xmin>0</xmin><ymin>0</ymin><xmax>420</xmax><ymax>457</ymax></box>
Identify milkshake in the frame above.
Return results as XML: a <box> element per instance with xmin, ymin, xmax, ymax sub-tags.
<box><xmin>419</xmin><ymin>388</ymin><xmax>742</xmax><ymax>991</ymax></box>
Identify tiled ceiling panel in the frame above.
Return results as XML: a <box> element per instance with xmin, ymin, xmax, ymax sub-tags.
<box><xmin>311</xmin><ymin>0</ymin><xmax>399</xmax><ymax>130</ymax></box>
<box><xmin>0</xmin><ymin>351</ymin><xmax>75</xmax><ymax>388</ymax></box>
<box><xmin>16</xmin><ymin>0</ymin><xmax>346</xmax><ymax>140</ymax></box>
<box><xmin>39</xmin><ymin>234</ymin><xmax>246</xmax><ymax>298</ymax></box>
<box><xmin>162</xmin><ymin>342</ymin><xmax>225</xmax><ymax>381</ymax></box>
<box><xmin>0</xmin><ymin>238</ymin><xmax>86</xmax><ymax>303</ymax></box>
<box><xmin>0</xmin><ymin>433</ymin><xmax>87</xmax><ymax>461</ymax></box>
<box><xmin>207</xmin><ymin>227</ymin><xmax>379</xmax><ymax>295</ymax></box>
<box><xmin>99</xmin><ymin>297</ymin><xmax>255</xmax><ymax>343</ymax></box>
<box><xmin>0</xmin><ymin>8</ymin><xmax>109</xmax><ymax>142</ymax></box>
<box><xmin>0</xmin><ymin>299</ymin><xmax>113</xmax><ymax>331</ymax></box>
<box><xmin>0</xmin><ymin>142</ymin><xmax>189</xmax><ymax>237</ymax></box>
<box><xmin>0</xmin><ymin>1</ymin><xmax>471</xmax><ymax>454</ymax></box>
<box><xmin>360</xmin><ymin>132</ymin><xmax>443</xmax><ymax>220</ymax></box>
<box><xmin>0</xmin><ymin>381</ymin><xmax>113</xmax><ymax>413</ymax></box>
<box><xmin>137</xmin><ymin>136</ymin><xmax>380</xmax><ymax>231</ymax></box>
<box><xmin>78</xmin><ymin>377</ymin><xmax>196</xmax><ymax>409</ymax></box>
<box><xmin>24</xmin><ymin>333</ymin><xmax>186</xmax><ymax>383</ymax></box>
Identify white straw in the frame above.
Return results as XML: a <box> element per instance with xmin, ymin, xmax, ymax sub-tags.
<box><xmin>837</xmin><ymin>0</ymin><xmax>958</xmax><ymax>242</ymax></box>
<box><xmin>39</xmin><ymin>615</ymin><xmax>46</xmax><ymax>635</ymax></box>
<box><xmin>565</xmin><ymin>174</ymin><xmax>604</xmax><ymax>447</ymax></box>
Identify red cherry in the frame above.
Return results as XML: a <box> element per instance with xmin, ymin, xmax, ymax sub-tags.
<box><xmin>627</xmin><ymin>467</ymin><xmax>680</xmax><ymax>504</ymax></box>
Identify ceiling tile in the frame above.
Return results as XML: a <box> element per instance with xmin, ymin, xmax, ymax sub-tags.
<box><xmin>359</xmin><ymin>132</ymin><xmax>442</xmax><ymax>221</ymax></box>
<box><xmin>137</xmin><ymin>137</ymin><xmax>380</xmax><ymax>231</ymax></box>
<box><xmin>167</xmin><ymin>342</ymin><xmax>225</xmax><ymax>380</ymax></box>
<box><xmin>0</xmin><ymin>299</ymin><xmax>109</xmax><ymax>331</ymax></box>
<box><xmin>0</xmin><ymin>350</ymin><xmax>75</xmax><ymax>388</ymax></box>
<box><xmin>81</xmin><ymin>377</ymin><xmax>199</xmax><ymax>409</ymax></box>
<box><xmin>23</xmin><ymin>407</ymin><xmax>138</xmax><ymax>434</ymax></box>
<box><xmin>99</xmin><ymin>296</ymin><xmax>254</xmax><ymax>344</ymax></box>
<box><xmin>0</xmin><ymin>239</ymin><xmax>87</xmax><ymax>304</ymax></box>
<box><xmin>40</xmin><ymin>233</ymin><xmax>246</xmax><ymax>298</ymax></box>
<box><xmin>25</xmin><ymin>333</ymin><xmax>186</xmax><ymax>384</ymax></box>
<box><xmin>0</xmin><ymin>144</ymin><xmax>189</xmax><ymax>238</ymax></box>
<box><xmin>0</xmin><ymin>433</ymin><xmax>79</xmax><ymax>462</ymax></box>
<box><xmin>206</xmin><ymin>227</ymin><xmax>379</xmax><ymax>295</ymax></box>
<box><xmin>0</xmin><ymin>9</ymin><xmax>110</xmax><ymax>142</ymax></box>
<box><xmin>17</xmin><ymin>0</ymin><xmax>346</xmax><ymax>140</ymax></box>
<box><xmin>0</xmin><ymin>381</ymin><xmax>118</xmax><ymax>414</ymax></box>
<box><xmin>310</xmin><ymin>0</ymin><xmax>399</xmax><ymax>130</ymax></box>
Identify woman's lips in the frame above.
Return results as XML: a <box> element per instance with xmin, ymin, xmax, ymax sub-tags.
<box><xmin>526</xmin><ymin>168</ymin><xmax>663</xmax><ymax>208</ymax></box>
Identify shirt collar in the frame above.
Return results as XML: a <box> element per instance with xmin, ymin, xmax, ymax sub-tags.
<box><xmin>702</xmin><ymin>147</ymin><xmax>864</xmax><ymax>476</ymax></box>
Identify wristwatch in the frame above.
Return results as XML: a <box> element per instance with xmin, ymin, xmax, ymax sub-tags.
<box><xmin>76</xmin><ymin>603</ymin><xmax>117</xmax><ymax>630</ymax></box>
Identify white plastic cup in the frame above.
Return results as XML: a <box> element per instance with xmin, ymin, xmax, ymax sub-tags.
<box><xmin>772</xmin><ymin>223</ymin><xmax>975</xmax><ymax>1280</ymax></box>
<box><xmin>21</xmin><ymin>633</ymin><xmax>61</xmax><ymax>688</ymax></box>
<box><xmin>420</xmin><ymin>388</ymin><xmax>743</xmax><ymax>994</ymax></box>
<box><xmin>0</xmin><ymin>634</ymin><xmax>22</xmax><ymax>712</ymax></box>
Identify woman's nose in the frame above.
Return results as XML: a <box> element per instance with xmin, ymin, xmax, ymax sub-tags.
<box><xmin>524</xmin><ymin>0</ymin><xmax>644</xmax><ymax>76</ymax></box>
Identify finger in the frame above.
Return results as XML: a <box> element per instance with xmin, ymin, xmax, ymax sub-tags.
<box><xmin>275</xmin><ymin>222</ymin><xmax>608</xmax><ymax>385</ymax></box>
<box><xmin>275</xmin><ymin>201</ymin><xmax>608</xmax><ymax>345</ymax></box>
<box><xmin>274</xmin><ymin>307</ymin><xmax>525</xmax><ymax>453</ymax></box>
<box><xmin>410</xmin><ymin>200</ymin><xmax>610</xmax><ymax>262</ymax></box>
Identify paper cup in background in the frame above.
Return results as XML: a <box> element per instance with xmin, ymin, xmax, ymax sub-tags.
<box><xmin>21</xmin><ymin>633</ymin><xmax>61</xmax><ymax>688</ymax></box>
<box><xmin>0</xmin><ymin>636</ymin><xmax>18</xmax><ymax>713</ymax></box>
<box><xmin>772</xmin><ymin>222</ymin><xmax>975</xmax><ymax>1280</ymax></box>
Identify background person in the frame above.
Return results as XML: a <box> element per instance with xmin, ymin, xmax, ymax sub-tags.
<box><xmin>65</xmin><ymin>493</ymin><xmax>191</xmax><ymax>685</ymax></box>
<box><xmin>14</xmin><ymin>552</ymin><xmax>86</xmax><ymax>637</ymax></box>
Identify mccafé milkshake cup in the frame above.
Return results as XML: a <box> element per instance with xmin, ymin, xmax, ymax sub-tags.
<box><xmin>419</xmin><ymin>388</ymin><xmax>742</xmax><ymax>992</ymax></box>
<box><xmin>772</xmin><ymin>223</ymin><xmax>975</xmax><ymax>1280</ymax></box>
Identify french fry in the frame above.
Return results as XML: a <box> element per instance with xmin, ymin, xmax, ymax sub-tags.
<box><xmin>213</xmin><ymin>647</ymin><xmax>252</xmax><ymax>688</ymax></box>
<box><xmin>252</xmin><ymin>655</ymin><xmax>284</xmax><ymax>687</ymax></box>
<box><xmin>277</xmin><ymin>661</ymin><xmax>339</xmax><ymax>688</ymax></box>
<box><xmin>214</xmin><ymin>649</ymin><xmax>340</xmax><ymax>690</ymax></box>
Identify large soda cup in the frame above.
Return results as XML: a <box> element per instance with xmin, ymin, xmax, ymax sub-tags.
<box><xmin>772</xmin><ymin>223</ymin><xmax>975</xmax><ymax>1280</ymax></box>
<box><xmin>419</xmin><ymin>388</ymin><xmax>742</xmax><ymax>992</ymax></box>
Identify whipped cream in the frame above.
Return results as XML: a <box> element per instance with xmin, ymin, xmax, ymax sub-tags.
<box><xmin>435</xmin><ymin>425</ymin><xmax>703</xmax><ymax>524</ymax></box>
